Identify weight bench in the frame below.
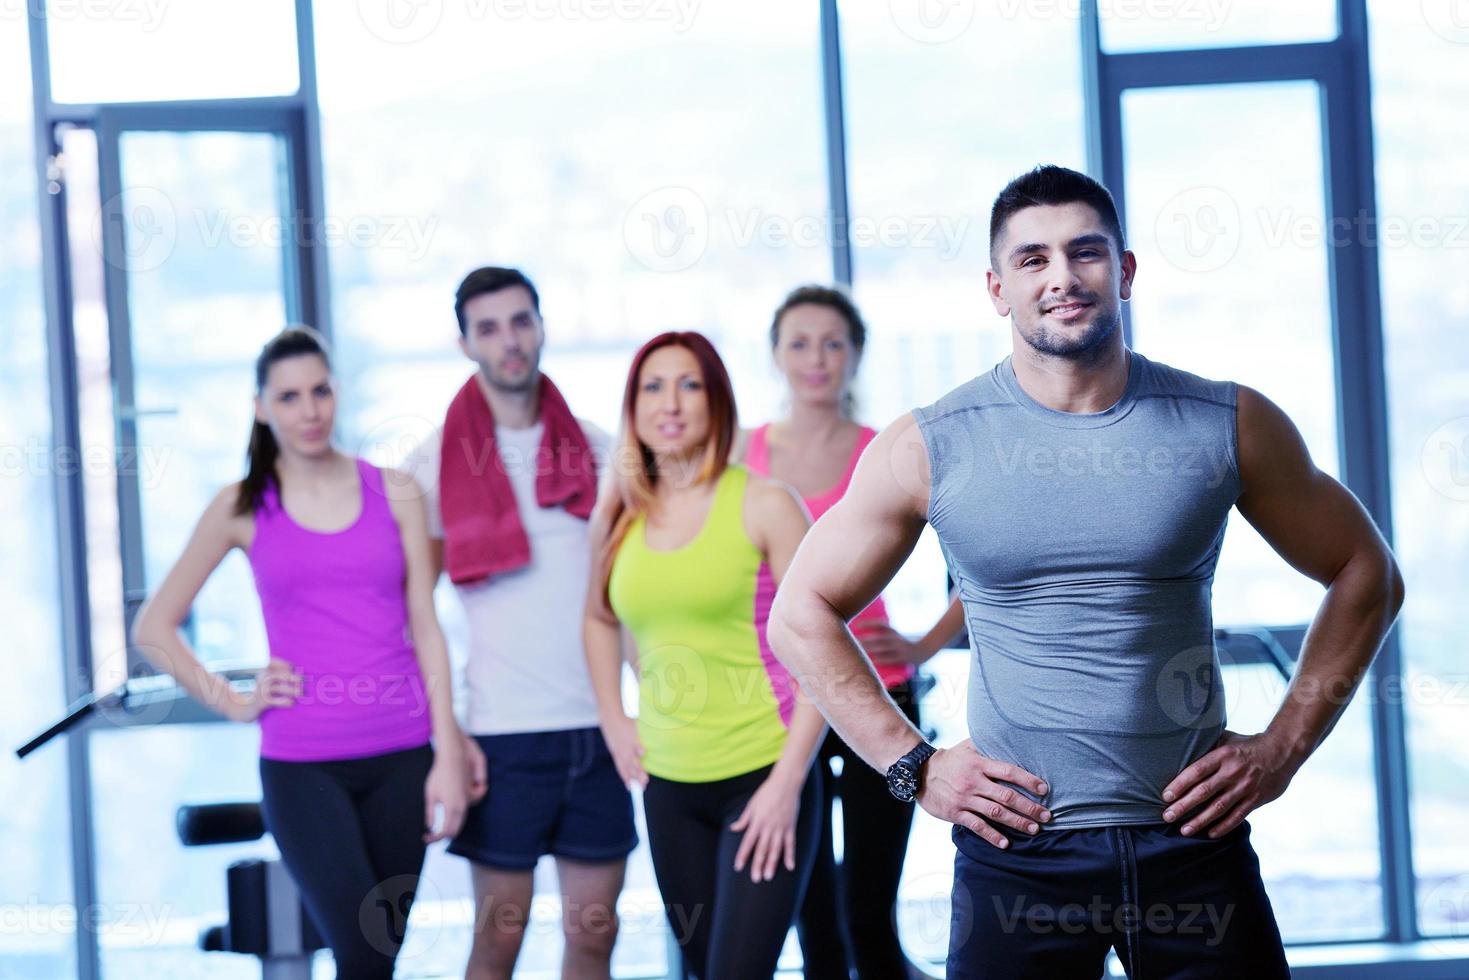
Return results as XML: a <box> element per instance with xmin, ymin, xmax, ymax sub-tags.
<box><xmin>175</xmin><ymin>802</ymin><xmax>325</xmax><ymax>980</ymax></box>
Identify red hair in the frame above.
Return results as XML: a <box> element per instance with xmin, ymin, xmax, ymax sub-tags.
<box><xmin>595</xmin><ymin>331</ymin><xmax>739</xmax><ymax>606</ymax></box>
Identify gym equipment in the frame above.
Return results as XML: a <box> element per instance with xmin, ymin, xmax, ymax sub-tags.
<box><xmin>17</xmin><ymin>674</ymin><xmax>327</xmax><ymax>979</ymax></box>
<box><xmin>177</xmin><ymin>801</ymin><xmax>325</xmax><ymax>980</ymax></box>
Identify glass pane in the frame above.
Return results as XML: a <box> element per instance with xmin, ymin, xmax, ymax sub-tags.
<box><xmin>838</xmin><ymin>0</ymin><xmax>1087</xmax><ymax>635</ymax></box>
<box><xmin>313</xmin><ymin>3</ymin><xmax>830</xmax><ymax>971</ymax></box>
<box><xmin>315</xmin><ymin>0</ymin><xmax>829</xmax><ymax>457</ymax></box>
<box><xmin>0</xmin><ymin>16</ymin><xmax>77</xmax><ymax>980</ymax></box>
<box><xmin>91</xmin><ymin>724</ymin><xmax>278</xmax><ymax>978</ymax></box>
<box><xmin>1100</xmin><ymin>0</ymin><xmax>1336</xmax><ymax>53</ymax></box>
<box><xmin>1219</xmin><ymin>663</ymin><xmax>1383</xmax><ymax>940</ymax></box>
<box><xmin>57</xmin><ymin>125</ymin><xmax>134</xmax><ymax>698</ymax></box>
<box><xmin>896</xmin><ymin>651</ymin><xmax>968</xmax><ymax>971</ymax></box>
<box><xmin>1122</xmin><ymin>81</ymin><xmax>1383</xmax><ymax>941</ymax></box>
<box><xmin>1123</xmin><ymin>81</ymin><xmax>1339</xmax><ymax>627</ymax></box>
<box><xmin>315</xmin><ymin>0</ymin><xmax>828</xmax><ymax>439</ymax></box>
<box><xmin>1367</xmin><ymin>0</ymin><xmax>1469</xmax><ymax>939</ymax></box>
<box><xmin>114</xmin><ymin>130</ymin><xmax>287</xmax><ymax>673</ymax></box>
<box><xmin>46</xmin><ymin>0</ymin><xmax>299</xmax><ymax>103</ymax></box>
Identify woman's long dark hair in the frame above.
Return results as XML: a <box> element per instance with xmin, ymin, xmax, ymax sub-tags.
<box><xmin>234</xmin><ymin>326</ymin><xmax>331</xmax><ymax>515</ymax></box>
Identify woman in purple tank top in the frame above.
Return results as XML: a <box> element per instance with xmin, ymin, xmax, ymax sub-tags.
<box><xmin>132</xmin><ymin>327</ymin><xmax>483</xmax><ymax>980</ymax></box>
<box><xmin>736</xmin><ymin>286</ymin><xmax>965</xmax><ymax>979</ymax></box>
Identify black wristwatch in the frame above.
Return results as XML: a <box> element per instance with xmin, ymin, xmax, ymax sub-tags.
<box><xmin>886</xmin><ymin>741</ymin><xmax>937</xmax><ymax>802</ymax></box>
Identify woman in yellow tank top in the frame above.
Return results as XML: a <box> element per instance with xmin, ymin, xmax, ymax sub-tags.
<box><xmin>583</xmin><ymin>331</ymin><xmax>826</xmax><ymax>980</ymax></box>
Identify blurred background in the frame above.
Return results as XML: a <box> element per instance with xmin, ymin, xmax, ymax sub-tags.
<box><xmin>1</xmin><ymin>0</ymin><xmax>1466</xmax><ymax>976</ymax></box>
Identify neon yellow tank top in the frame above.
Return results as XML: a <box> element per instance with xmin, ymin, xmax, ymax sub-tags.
<box><xmin>608</xmin><ymin>465</ymin><xmax>797</xmax><ymax>783</ymax></box>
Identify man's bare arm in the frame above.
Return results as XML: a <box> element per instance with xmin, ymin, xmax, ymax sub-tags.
<box><xmin>769</xmin><ymin>413</ymin><xmax>1050</xmax><ymax>848</ymax></box>
<box><xmin>1163</xmin><ymin>385</ymin><xmax>1405</xmax><ymax>837</ymax></box>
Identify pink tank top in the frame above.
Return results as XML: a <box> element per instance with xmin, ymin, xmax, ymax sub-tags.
<box><xmin>746</xmin><ymin>424</ymin><xmax>914</xmax><ymax>689</ymax></box>
<box><xmin>247</xmin><ymin>458</ymin><xmax>432</xmax><ymax>761</ymax></box>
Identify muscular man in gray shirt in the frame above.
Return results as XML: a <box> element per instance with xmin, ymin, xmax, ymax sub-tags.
<box><xmin>769</xmin><ymin>165</ymin><xmax>1404</xmax><ymax>978</ymax></box>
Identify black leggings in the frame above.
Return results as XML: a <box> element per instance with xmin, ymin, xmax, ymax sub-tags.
<box><xmin>259</xmin><ymin>743</ymin><xmax>433</xmax><ymax>979</ymax></box>
<box><xmin>643</xmin><ymin>764</ymin><xmax>821</xmax><ymax>980</ymax></box>
<box><xmin>798</xmin><ymin>680</ymin><xmax>922</xmax><ymax>979</ymax></box>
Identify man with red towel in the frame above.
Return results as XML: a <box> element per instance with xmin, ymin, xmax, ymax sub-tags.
<box><xmin>407</xmin><ymin>267</ymin><xmax>635</xmax><ymax>980</ymax></box>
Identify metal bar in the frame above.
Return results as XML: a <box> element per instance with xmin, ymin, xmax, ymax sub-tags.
<box><xmin>1215</xmin><ymin>626</ymin><xmax>1300</xmax><ymax>679</ymax></box>
<box><xmin>276</xmin><ymin>113</ymin><xmax>308</xmax><ymax>326</ymax></box>
<box><xmin>914</xmin><ymin>946</ymin><xmax>1469</xmax><ymax>977</ymax></box>
<box><xmin>85</xmin><ymin>103</ymin><xmax>299</xmax><ymax>132</ymax></box>
<box><xmin>28</xmin><ymin>8</ymin><xmax>102</xmax><ymax>979</ymax></box>
<box><xmin>1081</xmin><ymin>0</ymin><xmax>1132</xmax><ymax>345</ymax></box>
<box><xmin>1078</xmin><ymin>0</ymin><xmax>1105</xmax><ymax>180</ymax></box>
<box><xmin>818</xmin><ymin>0</ymin><xmax>852</xmax><ymax>287</ymax></box>
<box><xmin>1104</xmin><ymin>41</ymin><xmax>1340</xmax><ymax>90</ymax></box>
<box><xmin>46</xmin><ymin>95</ymin><xmax>306</xmax><ymax>125</ymax></box>
<box><xmin>294</xmin><ymin>0</ymin><xmax>334</xmax><ymax>338</ymax></box>
<box><xmin>1328</xmin><ymin>0</ymin><xmax>1417</xmax><ymax>943</ymax></box>
<box><xmin>93</xmin><ymin>110</ymin><xmax>151</xmax><ymax>655</ymax></box>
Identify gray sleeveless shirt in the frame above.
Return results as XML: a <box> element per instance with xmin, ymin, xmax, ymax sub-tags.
<box><xmin>912</xmin><ymin>350</ymin><xmax>1240</xmax><ymax>829</ymax></box>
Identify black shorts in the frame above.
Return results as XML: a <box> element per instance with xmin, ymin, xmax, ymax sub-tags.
<box><xmin>948</xmin><ymin>819</ymin><xmax>1290</xmax><ymax>979</ymax></box>
<box><xmin>448</xmin><ymin>726</ymin><xmax>637</xmax><ymax>871</ymax></box>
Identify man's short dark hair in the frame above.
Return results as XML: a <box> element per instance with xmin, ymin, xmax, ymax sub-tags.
<box><xmin>989</xmin><ymin>165</ymin><xmax>1125</xmax><ymax>268</ymax></box>
<box><xmin>454</xmin><ymin>266</ymin><xmax>541</xmax><ymax>335</ymax></box>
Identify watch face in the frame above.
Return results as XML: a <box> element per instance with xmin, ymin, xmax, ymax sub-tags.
<box><xmin>889</xmin><ymin>762</ymin><xmax>918</xmax><ymax>801</ymax></box>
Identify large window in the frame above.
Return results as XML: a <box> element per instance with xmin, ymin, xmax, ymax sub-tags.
<box><xmin>44</xmin><ymin>0</ymin><xmax>299</xmax><ymax>103</ymax></box>
<box><xmin>837</xmin><ymin>2</ymin><xmax>1088</xmax><ymax>968</ymax></box>
<box><xmin>90</xmin><ymin>725</ymin><xmax>273</xmax><ymax>978</ymax></box>
<box><xmin>314</xmin><ymin>0</ymin><xmax>830</xmax><ymax>445</ymax></box>
<box><xmin>1099</xmin><ymin>0</ymin><xmax>1337</xmax><ymax>52</ymax></box>
<box><xmin>1123</xmin><ymin>81</ymin><xmax>1341</xmax><ymax>626</ymax></box>
<box><xmin>1089</xmin><ymin>7</ymin><xmax>1419</xmax><ymax>946</ymax></box>
<box><xmin>313</xmin><ymin>2</ymin><xmax>831</xmax><ymax>973</ymax></box>
<box><xmin>839</xmin><ymin>0</ymin><xmax>1087</xmax><ymax>636</ymax></box>
<box><xmin>1368</xmin><ymin>0</ymin><xmax>1469</xmax><ymax>941</ymax></box>
<box><xmin>112</xmin><ymin>128</ymin><xmax>286</xmax><ymax>673</ymax></box>
<box><xmin>13</xmin><ymin>1</ymin><xmax>1468</xmax><ymax>976</ymax></box>
<box><xmin>0</xmin><ymin>15</ymin><xmax>76</xmax><ymax>980</ymax></box>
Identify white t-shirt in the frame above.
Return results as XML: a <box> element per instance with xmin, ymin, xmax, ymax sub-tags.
<box><xmin>407</xmin><ymin>418</ymin><xmax>611</xmax><ymax>735</ymax></box>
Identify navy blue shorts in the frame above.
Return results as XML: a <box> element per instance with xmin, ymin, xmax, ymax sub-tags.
<box><xmin>948</xmin><ymin>820</ymin><xmax>1289</xmax><ymax>979</ymax></box>
<box><xmin>448</xmin><ymin>726</ymin><xmax>637</xmax><ymax>871</ymax></box>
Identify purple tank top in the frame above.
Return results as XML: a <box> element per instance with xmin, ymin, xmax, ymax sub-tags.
<box><xmin>247</xmin><ymin>458</ymin><xmax>432</xmax><ymax>762</ymax></box>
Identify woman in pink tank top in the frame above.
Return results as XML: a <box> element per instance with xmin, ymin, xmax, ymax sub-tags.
<box><xmin>131</xmin><ymin>327</ymin><xmax>482</xmax><ymax>979</ymax></box>
<box><xmin>739</xmin><ymin>286</ymin><xmax>965</xmax><ymax>979</ymax></box>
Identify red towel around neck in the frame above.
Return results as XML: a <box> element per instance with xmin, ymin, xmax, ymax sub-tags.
<box><xmin>439</xmin><ymin>373</ymin><xmax>597</xmax><ymax>584</ymax></box>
